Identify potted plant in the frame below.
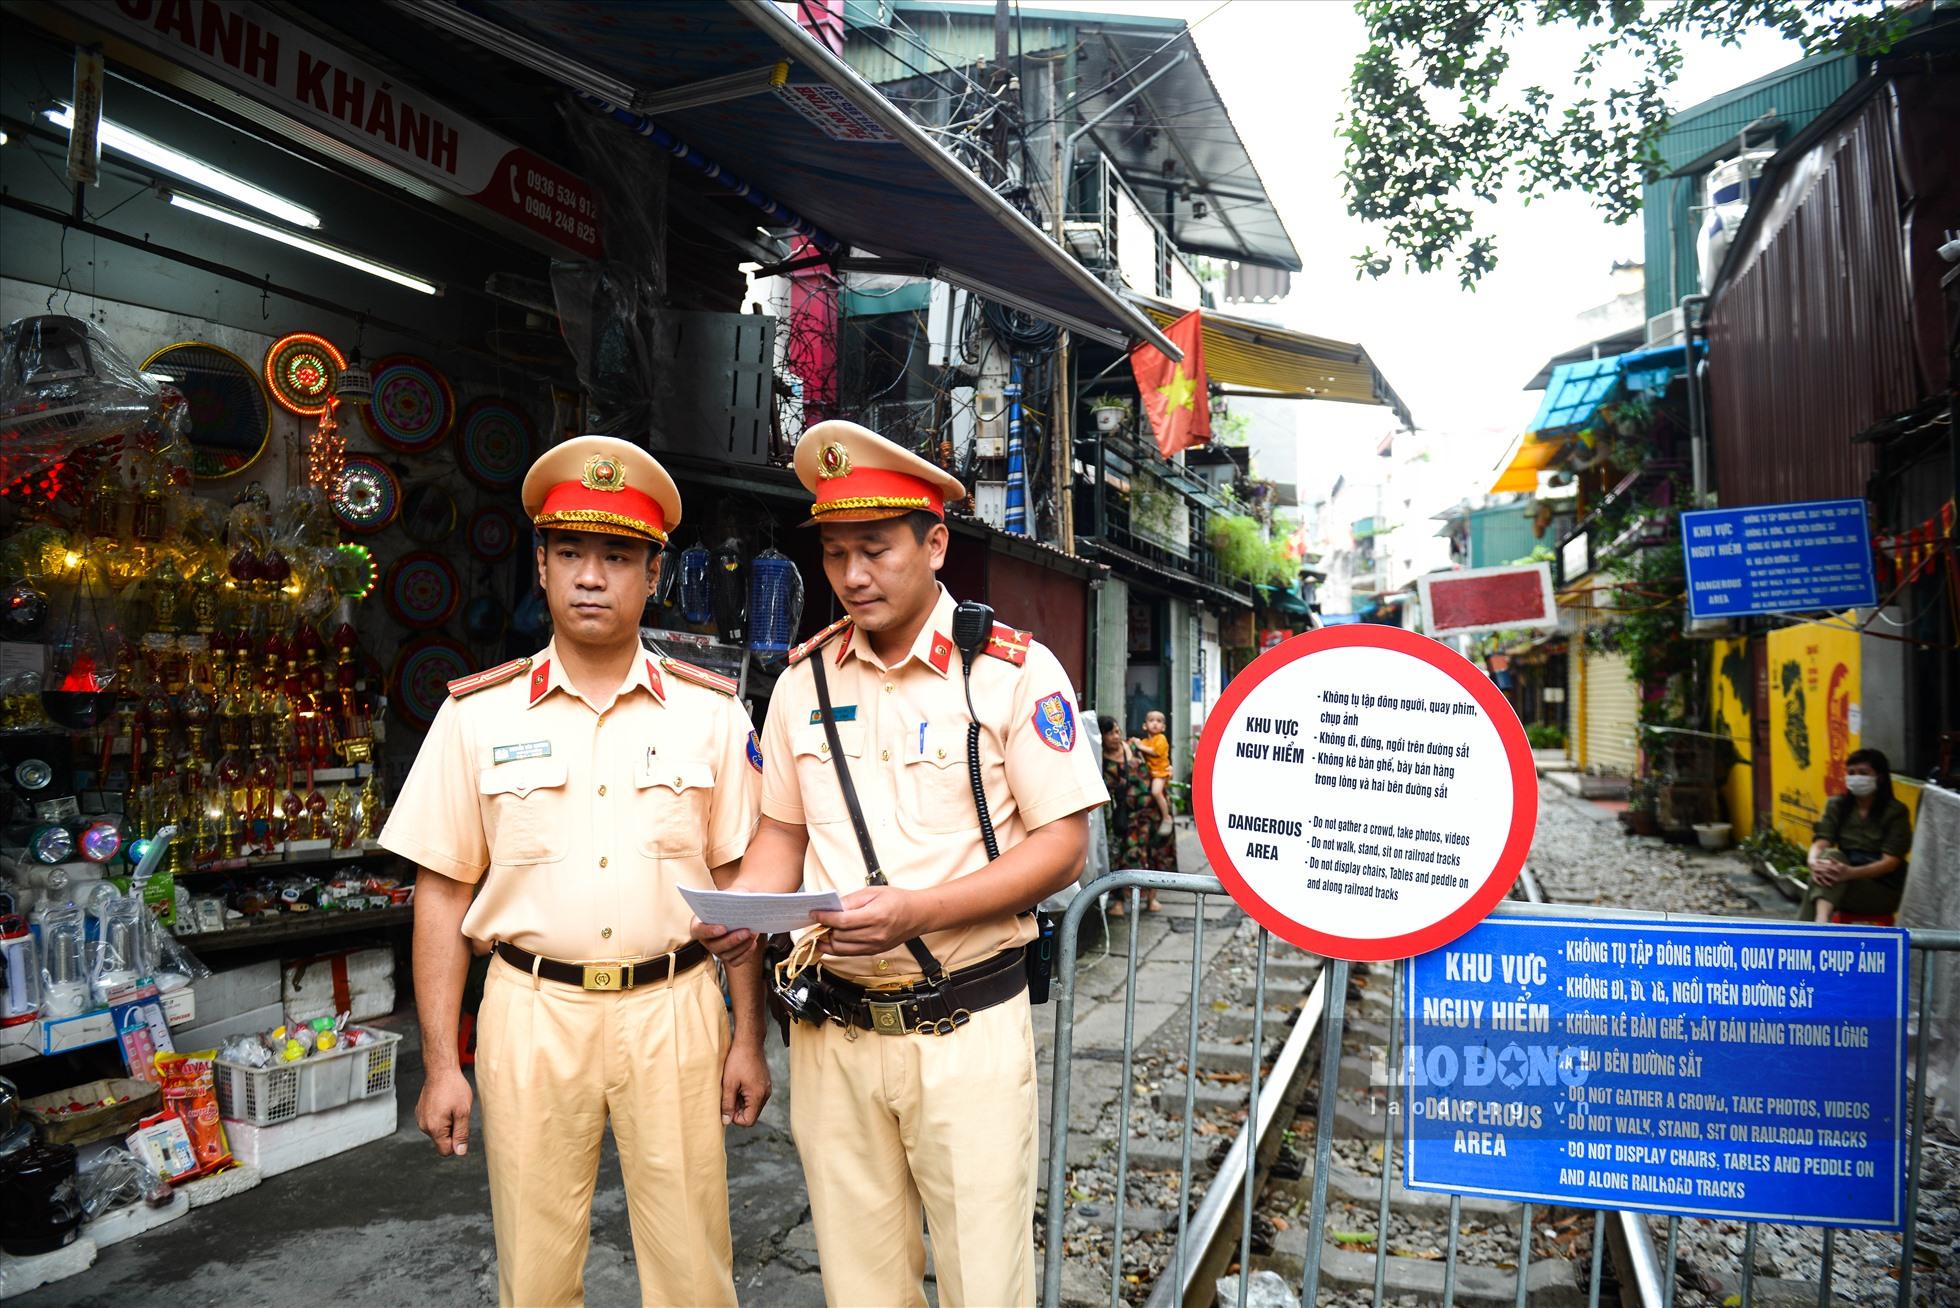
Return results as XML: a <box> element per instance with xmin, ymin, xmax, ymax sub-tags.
<box><xmin>1086</xmin><ymin>393</ymin><xmax>1133</xmax><ymax>434</ymax></box>
<box><xmin>1620</xmin><ymin>776</ymin><xmax>1661</xmax><ymax>837</ymax></box>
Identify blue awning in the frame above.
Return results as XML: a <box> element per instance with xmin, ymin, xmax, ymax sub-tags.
<box><xmin>404</xmin><ymin>0</ymin><xmax>1176</xmax><ymax>354</ymax></box>
<box><xmin>1618</xmin><ymin>340</ymin><xmax>1706</xmax><ymax>394</ymax></box>
<box><xmin>1525</xmin><ymin>356</ymin><xmax>1624</xmax><ymax>436</ymax></box>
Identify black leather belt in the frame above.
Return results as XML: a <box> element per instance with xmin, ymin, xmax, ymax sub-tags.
<box><xmin>826</xmin><ymin>947</ymin><xmax>1028</xmax><ymax>1036</ymax></box>
<box><xmin>495</xmin><ymin>940</ymin><xmax>708</xmax><ymax>991</ymax></box>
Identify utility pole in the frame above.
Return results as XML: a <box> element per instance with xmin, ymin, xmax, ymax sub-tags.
<box><xmin>1047</xmin><ymin>56</ymin><xmax>1076</xmax><ymax>554</ymax></box>
<box><xmin>991</xmin><ymin>0</ymin><xmax>1011</xmax><ymax>182</ymax></box>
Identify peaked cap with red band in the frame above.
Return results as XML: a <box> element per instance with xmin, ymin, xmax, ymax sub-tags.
<box><xmin>793</xmin><ymin>420</ymin><xmax>966</xmax><ymax>526</ymax></box>
<box><xmin>521</xmin><ymin>434</ymin><xmax>681</xmax><ymax>545</ymax></box>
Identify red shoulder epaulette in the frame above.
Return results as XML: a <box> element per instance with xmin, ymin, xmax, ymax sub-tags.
<box><xmin>448</xmin><ymin>656</ymin><xmax>531</xmax><ymax>699</ymax></box>
<box><xmin>661</xmin><ymin>656</ymin><xmax>738</xmax><ymax>696</ymax></box>
<box><xmin>787</xmin><ymin>616</ymin><xmax>853</xmax><ymax>666</ymax></box>
<box><xmin>983</xmin><ymin>622</ymin><xmax>1031</xmax><ymax>666</ymax></box>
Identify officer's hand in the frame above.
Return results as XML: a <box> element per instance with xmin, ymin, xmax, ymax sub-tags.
<box><xmin>418</xmin><ymin>1068</ymin><xmax>474</xmax><ymax>1157</ymax></box>
<box><xmin>813</xmin><ymin>886</ymin><xmax>927</xmax><ymax>956</ymax></box>
<box><xmin>721</xmin><ymin>1041</ymin><xmax>771</xmax><ymax>1127</ymax></box>
<box><xmin>691</xmin><ymin>915</ymin><xmax>759</xmax><ymax>967</ymax></box>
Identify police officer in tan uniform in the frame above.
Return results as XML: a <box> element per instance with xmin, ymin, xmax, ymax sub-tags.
<box><xmin>382</xmin><ymin>436</ymin><xmax>769</xmax><ymax>1308</ymax></box>
<box><xmin>693</xmin><ymin>420</ymin><xmax>1108</xmax><ymax>1307</ymax></box>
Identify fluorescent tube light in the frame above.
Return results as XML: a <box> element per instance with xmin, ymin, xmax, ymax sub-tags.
<box><xmin>43</xmin><ymin>103</ymin><xmax>320</xmax><ymax>229</ymax></box>
<box><xmin>165</xmin><ymin>193</ymin><xmax>442</xmax><ymax>296</ymax></box>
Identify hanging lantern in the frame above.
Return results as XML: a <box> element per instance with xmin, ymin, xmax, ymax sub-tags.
<box><xmin>335</xmin><ymin>351</ymin><xmax>374</xmax><ymax>405</ymax></box>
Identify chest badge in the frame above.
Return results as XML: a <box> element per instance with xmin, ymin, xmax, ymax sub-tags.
<box><xmin>810</xmin><ymin>705</ymin><xmax>857</xmax><ymax>723</ymax></box>
<box><xmin>493</xmin><ymin>740</ymin><xmax>552</xmax><ymax>764</ymax></box>
<box><xmin>1032</xmin><ymin>691</ymin><xmax>1076</xmax><ymax>752</ymax></box>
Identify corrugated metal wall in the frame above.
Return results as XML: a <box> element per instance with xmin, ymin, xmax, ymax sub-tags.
<box><xmin>1642</xmin><ymin>54</ymin><xmax>1857</xmax><ymax>319</ymax></box>
<box><xmin>1583</xmin><ymin>649</ymin><xmax>1640</xmax><ymax>776</ymax></box>
<box><xmin>1706</xmin><ymin>70</ymin><xmax>1956</xmax><ymax>508</ymax></box>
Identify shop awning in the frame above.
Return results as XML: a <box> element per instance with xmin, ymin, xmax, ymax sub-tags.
<box><xmin>1489</xmin><ymin>434</ymin><xmax>1567</xmax><ymax>495</ymax></box>
<box><xmin>1526</xmin><ymin>356</ymin><xmax>1625</xmax><ymax>435</ymax></box>
<box><xmin>1128</xmin><ymin>294</ymin><xmax>1413</xmax><ymax>428</ymax></box>
<box><xmin>401</xmin><ymin>0</ymin><xmax>1177</xmax><ymax>355</ymax></box>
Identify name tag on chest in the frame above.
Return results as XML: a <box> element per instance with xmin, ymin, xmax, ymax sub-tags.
<box><xmin>493</xmin><ymin>740</ymin><xmax>553</xmax><ymax>765</ymax></box>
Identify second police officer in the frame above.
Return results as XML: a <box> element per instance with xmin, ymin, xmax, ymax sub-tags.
<box><xmin>694</xmin><ymin>419</ymin><xmax>1110</xmax><ymax>1307</ymax></box>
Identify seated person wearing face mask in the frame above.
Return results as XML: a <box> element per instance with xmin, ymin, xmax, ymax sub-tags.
<box><xmin>1802</xmin><ymin>747</ymin><xmax>1915</xmax><ymax>925</ymax></box>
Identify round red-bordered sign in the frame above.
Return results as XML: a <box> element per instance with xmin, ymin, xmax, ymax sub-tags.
<box><xmin>1194</xmin><ymin>624</ymin><xmax>1536</xmax><ymax>962</ymax></box>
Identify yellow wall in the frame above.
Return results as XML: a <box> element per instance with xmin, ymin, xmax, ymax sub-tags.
<box><xmin>1709</xmin><ymin>637</ymin><xmax>1754</xmax><ymax>838</ymax></box>
<box><xmin>1765</xmin><ymin>617</ymin><xmax>1923</xmax><ymax>846</ymax></box>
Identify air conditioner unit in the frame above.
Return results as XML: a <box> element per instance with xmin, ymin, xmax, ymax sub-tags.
<box><xmin>1646</xmin><ymin>308</ymin><xmax>1685</xmax><ymax>348</ymax></box>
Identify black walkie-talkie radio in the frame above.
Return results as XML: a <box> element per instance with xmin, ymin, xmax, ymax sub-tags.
<box><xmin>952</xmin><ymin>600</ymin><xmax>1055</xmax><ymax>1004</ymax></box>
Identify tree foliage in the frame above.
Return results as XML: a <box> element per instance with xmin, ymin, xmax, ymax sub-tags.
<box><xmin>1341</xmin><ymin>1</ymin><xmax>1911</xmax><ymax>288</ymax></box>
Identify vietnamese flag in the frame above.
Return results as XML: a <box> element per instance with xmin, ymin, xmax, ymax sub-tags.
<box><xmin>1130</xmin><ymin>309</ymin><xmax>1211</xmax><ymax>458</ymax></box>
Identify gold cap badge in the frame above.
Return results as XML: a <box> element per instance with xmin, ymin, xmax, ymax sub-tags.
<box><xmin>582</xmin><ymin>453</ymin><xmax>627</xmax><ymax>492</ymax></box>
<box><xmin>816</xmin><ymin>442</ymin><xmax>852</xmax><ymax>480</ymax></box>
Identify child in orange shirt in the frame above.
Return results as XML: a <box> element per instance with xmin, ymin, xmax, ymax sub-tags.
<box><xmin>1129</xmin><ymin>710</ymin><xmax>1174</xmax><ymax>835</ymax></box>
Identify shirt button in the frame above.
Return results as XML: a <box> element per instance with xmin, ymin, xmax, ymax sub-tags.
<box><xmin>597</xmin><ymin>714</ymin><xmax>606</xmax><ymax>727</ymax></box>
<box><xmin>601</xmin><ymin>927</ymin><xmax>613</xmax><ymax>939</ymax></box>
<box><xmin>875</xmin><ymin>959</ymin><xmax>890</xmax><ymax>974</ymax></box>
<box><xmin>883</xmin><ymin>683</ymin><xmax>894</xmax><ymax>695</ymax></box>
<box><xmin>937</xmin><ymin>748</ymin><xmax>947</xmax><ymax>759</ymax></box>
<box><xmin>673</xmin><ymin>775</ymin><xmax>683</xmax><ymax>787</ymax></box>
<box><xmin>881</xmin><ymin>749</ymin><xmax>890</xmax><ymax>761</ymax></box>
<box><xmin>597</xmin><ymin>784</ymin><xmax>607</xmax><ymax>797</ymax></box>
<box><xmin>599</xmin><ymin>856</ymin><xmax>609</xmax><ymax>868</ymax></box>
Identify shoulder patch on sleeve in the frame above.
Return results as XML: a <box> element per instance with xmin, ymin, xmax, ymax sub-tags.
<box><xmin>448</xmin><ymin>656</ymin><xmax>531</xmax><ymax>699</ymax></box>
<box><xmin>661</xmin><ymin>656</ymin><xmax>738</xmax><ymax>696</ymax></box>
<box><xmin>746</xmin><ymin>729</ymin><xmax>764</xmax><ymax>772</ymax></box>
<box><xmin>787</xmin><ymin>616</ymin><xmax>853</xmax><ymax>666</ymax></box>
<box><xmin>1032</xmin><ymin>691</ymin><xmax>1076</xmax><ymax>751</ymax></box>
<box><xmin>983</xmin><ymin>622</ymin><xmax>1031</xmax><ymax>666</ymax></box>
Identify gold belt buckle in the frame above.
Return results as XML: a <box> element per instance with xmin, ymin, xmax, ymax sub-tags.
<box><xmin>582</xmin><ymin>961</ymin><xmax>633</xmax><ymax>991</ymax></box>
<box><xmin>866</xmin><ymin>1000</ymin><xmax>908</xmax><ymax>1036</ymax></box>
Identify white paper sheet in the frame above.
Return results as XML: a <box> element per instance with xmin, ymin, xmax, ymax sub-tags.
<box><xmin>679</xmin><ymin>885</ymin><xmax>845</xmax><ymax>933</ymax></box>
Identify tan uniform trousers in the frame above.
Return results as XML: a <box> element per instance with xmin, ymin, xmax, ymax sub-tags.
<box><xmin>790</xmin><ymin>988</ymin><xmax>1040</xmax><ymax>1308</ymax></box>
<box><xmin>477</xmin><ymin>955</ymin><xmax>735</xmax><ymax>1308</ymax></box>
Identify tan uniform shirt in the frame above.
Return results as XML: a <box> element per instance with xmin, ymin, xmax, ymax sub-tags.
<box><xmin>760</xmin><ymin>586</ymin><xmax>1108</xmax><ymax>981</ymax></box>
<box><xmin>380</xmin><ymin>641</ymin><xmax>761</xmax><ymax>961</ymax></box>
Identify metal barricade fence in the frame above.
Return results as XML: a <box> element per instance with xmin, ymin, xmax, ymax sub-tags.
<box><xmin>1041</xmin><ymin>869</ymin><xmax>1954</xmax><ymax>1308</ymax></box>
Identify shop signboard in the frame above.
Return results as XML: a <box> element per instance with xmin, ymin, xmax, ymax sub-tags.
<box><xmin>1417</xmin><ymin>564</ymin><xmax>1557</xmax><ymax>638</ymax></box>
<box><xmin>1681</xmin><ymin>498</ymin><xmax>1877</xmax><ymax>619</ymax></box>
<box><xmin>1193</xmin><ymin>625</ymin><xmax>1535</xmax><ymax>961</ymax></box>
<box><xmin>77</xmin><ymin>0</ymin><xmax>601</xmax><ymax>257</ymax></box>
<box><xmin>1402</xmin><ymin>916</ymin><xmax>1908</xmax><ymax>1228</ymax></box>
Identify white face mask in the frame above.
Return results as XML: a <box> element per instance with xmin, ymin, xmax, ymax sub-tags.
<box><xmin>1845</xmin><ymin>774</ymin><xmax>1878</xmax><ymax>797</ymax></box>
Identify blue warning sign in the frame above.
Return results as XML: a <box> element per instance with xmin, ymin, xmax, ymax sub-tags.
<box><xmin>1401</xmin><ymin>916</ymin><xmax>1908</xmax><ymax>1228</ymax></box>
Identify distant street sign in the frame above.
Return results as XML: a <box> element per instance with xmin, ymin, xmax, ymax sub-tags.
<box><xmin>1681</xmin><ymin>498</ymin><xmax>1878</xmax><ymax>619</ymax></box>
<box><xmin>1403</xmin><ymin>916</ymin><xmax>1908</xmax><ymax>1228</ymax></box>
<box><xmin>1418</xmin><ymin>564</ymin><xmax>1557</xmax><ymax>638</ymax></box>
<box><xmin>1194</xmin><ymin>626</ymin><xmax>1535</xmax><ymax>962</ymax></box>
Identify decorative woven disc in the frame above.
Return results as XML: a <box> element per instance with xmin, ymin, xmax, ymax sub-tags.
<box><xmin>469</xmin><ymin>505</ymin><xmax>523</xmax><ymax>562</ymax></box>
<box><xmin>332</xmin><ymin>455</ymin><xmax>401</xmax><ymax>534</ymax></box>
<box><xmin>361</xmin><ymin>355</ymin><xmax>454</xmax><ymax>452</ymax></box>
<box><xmin>391</xmin><ymin>636</ymin><xmax>472</xmax><ymax>733</ymax></box>
<box><xmin>264</xmin><ymin>333</ymin><xmax>346</xmax><ymax>416</ymax></box>
<box><xmin>457</xmin><ymin>399</ymin><xmax>537</xmax><ymax>490</ymax></box>
<box><xmin>383</xmin><ymin>551</ymin><xmax>462</xmax><ymax>629</ymax></box>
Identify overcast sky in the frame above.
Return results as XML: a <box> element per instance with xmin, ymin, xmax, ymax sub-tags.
<box><xmin>1065</xmin><ymin>0</ymin><xmax>1805</xmax><ymax>488</ymax></box>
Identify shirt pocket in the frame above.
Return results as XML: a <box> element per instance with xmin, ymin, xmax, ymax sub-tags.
<box><xmin>635</xmin><ymin>756</ymin><xmax>715</xmax><ymax>859</ymax></box>
<box><xmin>901</xmin><ymin>723</ymin><xmax>990</xmax><ymax>834</ymax></box>
<box><xmin>477</xmin><ymin>759</ymin><xmax>569</xmax><ymax>865</ymax></box>
<box><xmin>791</xmin><ymin>722</ymin><xmax>861</xmax><ymax>824</ymax></box>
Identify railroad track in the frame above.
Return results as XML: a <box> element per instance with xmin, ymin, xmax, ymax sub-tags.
<box><xmin>1049</xmin><ymin>865</ymin><xmax>1911</xmax><ymax>1308</ymax></box>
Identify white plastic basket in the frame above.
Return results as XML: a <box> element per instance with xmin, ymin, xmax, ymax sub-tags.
<box><xmin>213</xmin><ymin>1027</ymin><xmax>401</xmax><ymax>1126</ymax></box>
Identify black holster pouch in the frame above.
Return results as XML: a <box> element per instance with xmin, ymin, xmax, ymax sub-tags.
<box><xmin>1024</xmin><ymin>910</ymin><xmax>1057</xmax><ymax>1005</ymax></box>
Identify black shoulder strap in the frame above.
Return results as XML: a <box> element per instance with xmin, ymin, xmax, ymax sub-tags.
<box><xmin>810</xmin><ymin>653</ymin><xmax>946</xmax><ymax>980</ymax></box>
